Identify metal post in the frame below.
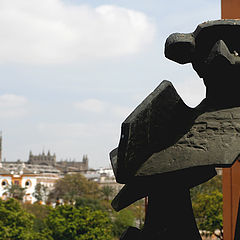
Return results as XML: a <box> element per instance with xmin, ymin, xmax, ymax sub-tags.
<box><xmin>221</xmin><ymin>2</ymin><xmax>240</xmax><ymax>240</ymax></box>
<box><xmin>222</xmin><ymin>0</ymin><xmax>240</xmax><ymax>19</ymax></box>
<box><xmin>222</xmin><ymin>161</ymin><xmax>240</xmax><ymax>240</ymax></box>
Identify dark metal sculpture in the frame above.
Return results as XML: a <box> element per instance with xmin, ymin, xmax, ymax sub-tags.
<box><xmin>110</xmin><ymin>20</ymin><xmax>240</xmax><ymax>240</ymax></box>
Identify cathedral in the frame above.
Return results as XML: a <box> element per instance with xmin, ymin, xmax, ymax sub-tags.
<box><xmin>27</xmin><ymin>151</ymin><xmax>89</xmax><ymax>173</ymax></box>
<box><xmin>0</xmin><ymin>134</ymin><xmax>90</xmax><ymax>203</ymax></box>
<box><xmin>28</xmin><ymin>150</ymin><xmax>56</xmax><ymax>166</ymax></box>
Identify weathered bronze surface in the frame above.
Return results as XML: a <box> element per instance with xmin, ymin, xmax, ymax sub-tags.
<box><xmin>111</xmin><ymin>81</ymin><xmax>240</xmax><ymax>184</ymax></box>
<box><xmin>110</xmin><ymin>20</ymin><xmax>240</xmax><ymax>240</ymax></box>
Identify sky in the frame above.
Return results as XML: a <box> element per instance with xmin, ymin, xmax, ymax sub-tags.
<box><xmin>0</xmin><ymin>0</ymin><xmax>220</xmax><ymax>168</ymax></box>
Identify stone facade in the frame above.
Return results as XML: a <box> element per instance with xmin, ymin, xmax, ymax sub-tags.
<box><xmin>28</xmin><ymin>151</ymin><xmax>56</xmax><ymax>166</ymax></box>
<box><xmin>0</xmin><ymin>162</ymin><xmax>60</xmax><ymax>203</ymax></box>
<box><xmin>83</xmin><ymin>168</ymin><xmax>123</xmax><ymax>196</ymax></box>
<box><xmin>0</xmin><ymin>136</ymin><xmax>113</xmax><ymax>203</ymax></box>
<box><xmin>56</xmin><ymin>154</ymin><xmax>89</xmax><ymax>173</ymax></box>
<box><xmin>27</xmin><ymin>151</ymin><xmax>89</xmax><ymax>173</ymax></box>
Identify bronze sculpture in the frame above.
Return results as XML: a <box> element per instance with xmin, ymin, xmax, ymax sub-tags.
<box><xmin>110</xmin><ymin>20</ymin><xmax>240</xmax><ymax>240</ymax></box>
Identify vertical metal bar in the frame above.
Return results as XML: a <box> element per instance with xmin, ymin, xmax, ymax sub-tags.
<box><xmin>234</xmin><ymin>199</ymin><xmax>240</xmax><ymax>240</ymax></box>
<box><xmin>221</xmin><ymin>2</ymin><xmax>240</xmax><ymax>239</ymax></box>
<box><xmin>223</xmin><ymin>168</ymin><xmax>233</xmax><ymax>240</ymax></box>
<box><xmin>222</xmin><ymin>0</ymin><xmax>240</xmax><ymax>19</ymax></box>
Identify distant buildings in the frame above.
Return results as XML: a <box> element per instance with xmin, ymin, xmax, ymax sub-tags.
<box><xmin>0</xmin><ymin>162</ymin><xmax>60</xmax><ymax>203</ymax></box>
<box><xmin>83</xmin><ymin>168</ymin><xmax>123</xmax><ymax>194</ymax></box>
<box><xmin>28</xmin><ymin>150</ymin><xmax>56</xmax><ymax>166</ymax></box>
<box><xmin>0</xmin><ymin>135</ymin><xmax>121</xmax><ymax>203</ymax></box>
<box><xmin>28</xmin><ymin>151</ymin><xmax>89</xmax><ymax>173</ymax></box>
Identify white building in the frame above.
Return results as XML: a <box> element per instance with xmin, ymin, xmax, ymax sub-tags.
<box><xmin>0</xmin><ymin>162</ymin><xmax>60</xmax><ymax>203</ymax></box>
<box><xmin>83</xmin><ymin>167</ymin><xmax>123</xmax><ymax>195</ymax></box>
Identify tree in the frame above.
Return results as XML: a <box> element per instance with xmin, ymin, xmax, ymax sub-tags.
<box><xmin>33</xmin><ymin>183</ymin><xmax>48</xmax><ymax>203</ymax></box>
<box><xmin>4</xmin><ymin>183</ymin><xmax>26</xmax><ymax>201</ymax></box>
<box><xmin>75</xmin><ymin>197</ymin><xmax>107</xmax><ymax>211</ymax></box>
<box><xmin>100</xmin><ymin>186</ymin><xmax>115</xmax><ymax>201</ymax></box>
<box><xmin>0</xmin><ymin>198</ymin><xmax>52</xmax><ymax>240</ymax></box>
<box><xmin>112</xmin><ymin>209</ymin><xmax>135</xmax><ymax>238</ymax></box>
<box><xmin>48</xmin><ymin>174</ymin><xmax>100</xmax><ymax>203</ymax></box>
<box><xmin>191</xmin><ymin>175</ymin><xmax>223</xmax><ymax>238</ymax></box>
<box><xmin>22</xmin><ymin>203</ymin><xmax>51</xmax><ymax>235</ymax></box>
<box><xmin>46</xmin><ymin>205</ymin><xmax>113</xmax><ymax>240</ymax></box>
<box><xmin>192</xmin><ymin>190</ymin><xmax>223</xmax><ymax>238</ymax></box>
<box><xmin>130</xmin><ymin>199</ymin><xmax>145</xmax><ymax>229</ymax></box>
<box><xmin>190</xmin><ymin>175</ymin><xmax>222</xmax><ymax>201</ymax></box>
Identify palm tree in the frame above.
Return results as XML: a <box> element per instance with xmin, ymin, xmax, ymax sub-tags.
<box><xmin>33</xmin><ymin>183</ymin><xmax>48</xmax><ymax>203</ymax></box>
<box><xmin>100</xmin><ymin>186</ymin><xmax>115</xmax><ymax>201</ymax></box>
<box><xmin>4</xmin><ymin>183</ymin><xmax>26</xmax><ymax>201</ymax></box>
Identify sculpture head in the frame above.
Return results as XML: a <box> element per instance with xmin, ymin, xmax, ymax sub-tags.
<box><xmin>165</xmin><ymin>20</ymin><xmax>240</xmax><ymax>105</ymax></box>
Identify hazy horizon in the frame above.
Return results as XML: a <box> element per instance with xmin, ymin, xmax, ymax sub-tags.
<box><xmin>0</xmin><ymin>0</ymin><xmax>220</xmax><ymax>168</ymax></box>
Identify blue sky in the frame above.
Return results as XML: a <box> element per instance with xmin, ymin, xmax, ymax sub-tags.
<box><xmin>0</xmin><ymin>0</ymin><xmax>220</xmax><ymax>168</ymax></box>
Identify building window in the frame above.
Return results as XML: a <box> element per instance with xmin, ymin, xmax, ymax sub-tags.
<box><xmin>25</xmin><ymin>180</ymin><xmax>32</xmax><ymax>188</ymax></box>
<box><xmin>1</xmin><ymin>180</ymin><xmax>8</xmax><ymax>187</ymax></box>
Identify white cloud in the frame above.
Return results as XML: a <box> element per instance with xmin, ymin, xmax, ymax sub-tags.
<box><xmin>74</xmin><ymin>99</ymin><xmax>107</xmax><ymax>113</ymax></box>
<box><xmin>0</xmin><ymin>0</ymin><xmax>156</xmax><ymax>64</ymax></box>
<box><xmin>36</xmin><ymin>121</ymin><xmax>120</xmax><ymax>167</ymax></box>
<box><xmin>73</xmin><ymin>98</ymin><xmax>132</xmax><ymax>119</ymax></box>
<box><xmin>0</xmin><ymin>94</ymin><xmax>27</xmax><ymax>107</ymax></box>
<box><xmin>0</xmin><ymin>94</ymin><xmax>28</xmax><ymax>118</ymax></box>
<box><xmin>37</xmin><ymin>122</ymin><xmax>116</xmax><ymax>139</ymax></box>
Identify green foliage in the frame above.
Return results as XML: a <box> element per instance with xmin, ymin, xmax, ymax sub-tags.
<box><xmin>48</xmin><ymin>174</ymin><xmax>100</xmax><ymax>203</ymax></box>
<box><xmin>0</xmin><ymin>198</ymin><xmax>51</xmax><ymax>240</ymax></box>
<box><xmin>130</xmin><ymin>199</ymin><xmax>145</xmax><ymax>229</ymax></box>
<box><xmin>100</xmin><ymin>186</ymin><xmax>115</xmax><ymax>201</ymax></box>
<box><xmin>46</xmin><ymin>205</ymin><xmax>113</xmax><ymax>240</ymax></box>
<box><xmin>0</xmin><ymin>198</ymin><xmax>113</xmax><ymax>240</ymax></box>
<box><xmin>192</xmin><ymin>190</ymin><xmax>223</xmax><ymax>233</ymax></box>
<box><xmin>75</xmin><ymin>197</ymin><xmax>107</xmax><ymax>211</ymax></box>
<box><xmin>112</xmin><ymin>209</ymin><xmax>135</xmax><ymax>238</ymax></box>
<box><xmin>4</xmin><ymin>184</ymin><xmax>26</xmax><ymax>201</ymax></box>
<box><xmin>191</xmin><ymin>175</ymin><xmax>223</xmax><ymax>234</ymax></box>
<box><xmin>191</xmin><ymin>175</ymin><xmax>222</xmax><ymax>201</ymax></box>
<box><xmin>22</xmin><ymin>203</ymin><xmax>50</xmax><ymax>221</ymax></box>
<box><xmin>22</xmin><ymin>203</ymin><xmax>51</xmax><ymax>234</ymax></box>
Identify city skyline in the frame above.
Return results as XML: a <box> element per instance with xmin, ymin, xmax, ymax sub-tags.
<box><xmin>0</xmin><ymin>0</ymin><xmax>220</xmax><ymax>168</ymax></box>
<box><xmin>1</xmin><ymin>134</ymin><xmax>90</xmax><ymax>165</ymax></box>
